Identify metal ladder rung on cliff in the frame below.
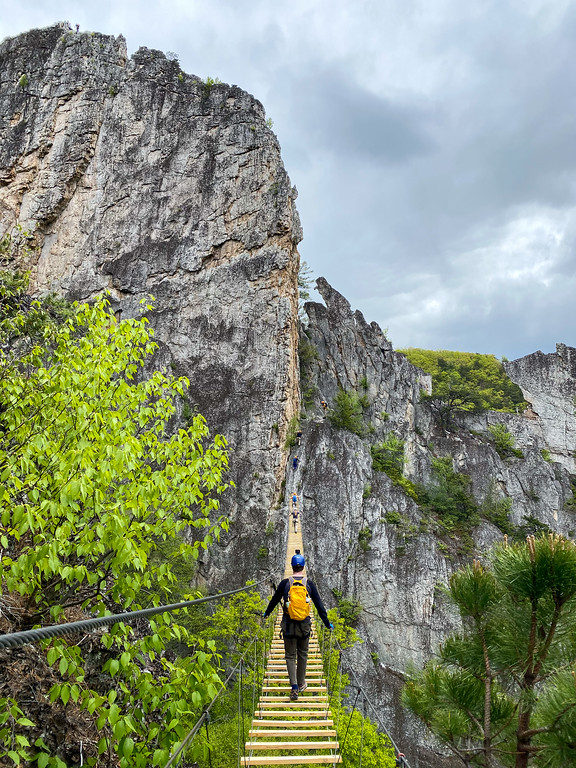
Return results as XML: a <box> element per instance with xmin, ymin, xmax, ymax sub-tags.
<box><xmin>241</xmin><ymin>510</ymin><xmax>341</xmax><ymax>766</ymax></box>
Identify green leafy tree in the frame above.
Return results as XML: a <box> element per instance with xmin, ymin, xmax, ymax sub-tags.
<box><xmin>0</xmin><ymin>294</ymin><xmax>232</xmax><ymax>766</ymax></box>
<box><xmin>401</xmin><ymin>349</ymin><xmax>527</xmax><ymax>428</ymax></box>
<box><xmin>402</xmin><ymin>535</ymin><xmax>576</xmax><ymax>768</ymax></box>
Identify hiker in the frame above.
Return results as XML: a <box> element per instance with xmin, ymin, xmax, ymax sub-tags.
<box><xmin>320</xmin><ymin>399</ymin><xmax>328</xmax><ymax>411</ymax></box>
<box><xmin>263</xmin><ymin>550</ymin><xmax>333</xmax><ymax>701</ymax></box>
<box><xmin>291</xmin><ymin>492</ymin><xmax>298</xmax><ymax>510</ymax></box>
<box><xmin>296</xmin><ymin>430</ymin><xmax>303</xmax><ymax>445</ymax></box>
<box><xmin>291</xmin><ymin>507</ymin><xmax>299</xmax><ymax>533</ymax></box>
<box><xmin>292</xmin><ymin>455</ymin><xmax>299</xmax><ymax>471</ymax></box>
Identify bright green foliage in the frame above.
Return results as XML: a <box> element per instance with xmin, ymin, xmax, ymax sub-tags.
<box><xmin>371</xmin><ymin>436</ymin><xmax>420</xmax><ymax>502</ymax></box>
<box><xmin>316</xmin><ymin>617</ymin><xmax>396</xmax><ymax>768</ymax></box>
<box><xmin>0</xmin><ymin>294</ymin><xmax>232</xmax><ymax>766</ymax></box>
<box><xmin>0</xmin><ymin>296</ymin><xmax>230</xmax><ymax>622</ymax></box>
<box><xmin>328</xmin><ymin>387</ymin><xmax>366</xmax><ymax>436</ymax></box>
<box><xmin>284</xmin><ymin>414</ymin><xmax>300</xmax><ymax>450</ymax></box>
<box><xmin>488</xmin><ymin>423</ymin><xmax>524</xmax><ymax>460</ymax></box>
<box><xmin>371</xmin><ymin>434</ymin><xmax>404</xmax><ymax>475</ymax></box>
<box><xmin>420</xmin><ymin>457</ymin><xmax>479</xmax><ymax>533</ymax></box>
<box><xmin>481</xmin><ymin>488</ymin><xmax>514</xmax><ymax>535</ymax></box>
<box><xmin>401</xmin><ymin>348</ymin><xmax>527</xmax><ymax>427</ymax></box>
<box><xmin>358</xmin><ymin>527</ymin><xmax>372</xmax><ymax>552</ymax></box>
<box><xmin>403</xmin><ymin>536</ymin><xmax>576</xmax><ymax>767</ymax></box>
<box><xmin>203</xmin><ymin>589</ymin><xmax>266</xmax><ymax>664</ymax></box>
<box><xmin>194</xmin><ymin>703</ymin><xmax>252</xmax><ymax>768</ymax></box>
<box><xmin>335</xmin><ymin>705</ymin><xmax>396</xmax><ymax>767</ymax></box>
<box><xmin>332</xmin><ymin>589</ymin><xmax>363</xmax><ymax>626</ymax></box>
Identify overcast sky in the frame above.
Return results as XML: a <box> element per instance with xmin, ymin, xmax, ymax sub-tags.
<box><xmin>1</xmin><ymin>0</ymin><xmax>575</xmax><ymax>360</ymax></box>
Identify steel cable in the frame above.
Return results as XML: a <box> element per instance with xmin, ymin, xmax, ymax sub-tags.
<box><xmin>165</xmin><ymin>634</ymin><xmax>260</xmax><ymax>768</ymax></box>
<box><xmin>0</xmin><ymin>578</ymin><xmax>268</xmax><ymax>649</ymax></box>
<box><xmin>335</xmin><ymin>637</ymin><xmax>412</xmax><ymax>767</ymax></box>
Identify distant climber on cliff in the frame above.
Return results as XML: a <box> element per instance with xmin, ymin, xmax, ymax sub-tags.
<box><xmin>263</xmin><ymin>550</ymin><xmax>333</xmax><ymax>701</ymax></box>
<box><xmin>291</xmin><ymin>491</ymin><xmax>298</xmax><ymax>510</ymax></box>
<box><xmin>320</xmin><ymin>399</ymin><xmax>328</xmax><ymax>411</ymax></box>
<box><xmin>292</xmin><ymin>455</ymin><xmax>299</xmax><ymax>471</ymax></box>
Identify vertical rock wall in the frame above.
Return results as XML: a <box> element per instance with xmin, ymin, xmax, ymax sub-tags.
<box><xmin>297</xmin><ymin>280</ymin><xmax>576</xmax><ymax>767</ymax></box>
<box><xmin>0</xmin><ymin>25</ymin><xmax>302</xmax><ymax>582</ymax></box>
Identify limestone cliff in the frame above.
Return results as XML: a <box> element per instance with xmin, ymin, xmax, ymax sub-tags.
<box><xmin>2</xmin><ymin>24</ymin><xmax>576</xmax><ymax>768</ymax></box>
<box><xmin>0</xmin><ymin>24</ymin><xmax>302</xmax><ymax>581</ymax></box>
<box><xmin>297</xmin><ymin>280</ymin><xmax>576</xmax><ymax>767</ymax></box>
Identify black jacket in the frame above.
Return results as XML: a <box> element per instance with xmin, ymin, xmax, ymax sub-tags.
<box><xmin>264</xmin><ymin>574</ymin><xmax>331</xmax><ymax>628</ymax></box>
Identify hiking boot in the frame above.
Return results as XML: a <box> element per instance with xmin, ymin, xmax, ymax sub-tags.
<box><xmin>298</xmin><ymin>682</ymin><xmax>307</xmax><ymax>693</ymax></box>
<box><xmin>290</xmin><ymin>687</ymin><xmax>299</xmax><ymax>701</ymax></box>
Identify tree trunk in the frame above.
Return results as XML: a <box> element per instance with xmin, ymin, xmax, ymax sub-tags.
<box><xmin>516</xmin><ymin>709</ymin><xmax>532</xmax><ymax>768</ymax></box>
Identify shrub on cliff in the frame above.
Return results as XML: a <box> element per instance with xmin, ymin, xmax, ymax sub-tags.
<box><xmin>403</xmin><ymin>535</ymin><xmax>576</xmax><ymax>768</ymax></box>
<box><xmin>488</xmin><ymin>422</ymin><xmax>524</xmax><ymax>459</ymax></box>
<box><xmin>328</xmin><ymin>387</ymin><xmax>367</xmax><ymax>436</ymax></box>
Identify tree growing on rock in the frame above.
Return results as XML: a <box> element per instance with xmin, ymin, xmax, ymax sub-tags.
<box><xmin>402</xmin><ymin>535</ymin><xmax>576</xmax><ymax>768</ymax></box>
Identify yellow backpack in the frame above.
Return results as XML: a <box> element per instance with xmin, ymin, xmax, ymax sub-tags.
<box><xmin>285</xmin><ymin>575</ymin><xmax>310</xmax><ymax>621</ymax></box>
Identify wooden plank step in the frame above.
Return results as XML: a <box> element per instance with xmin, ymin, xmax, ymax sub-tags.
<box><xmin>268</xmin><ymin>661</ymin><xmax>323</xmax><ymax>665</ymax></box>
<box><xmin>240</xmin><ymin>756</ymin><xmax>341</xmax><ymax>765</ymax></box>
<box><xmin>258</xmin><ymin>702</ymin><xmax>329</xmax><ymax>709</ymax></box>
<box><xmin>250</xmin><ymin>720</ymin><xmax>334</xmax><ymax>728</ymax></box>
<box><xmin>246</xmin><ymin>742</ymin><xmax>339</xmax><ymax>750</ymax></box>
<box><xmin>254</xmin><ymin>711</ymin><xmax>329</xmax><ymax>717</ymax></box>
<box><xmin>249</xmin><ymin>730</ymin><xmax>337</xmax><ymax>738</ymax></box>
<box><xmin>266</xmin><ymin>670</ymin><xmax>323</xmax><ymax>675</ymax></box>
<box><xmin>260</xmin><ymin>694</ymin><xmax>328</xmax><ymax>701</ymax></box>
<box><xmin>261</xmin><ymin>687</ymin><xmax>326</xmax><ymax>693</ymax></box>
<box><xmin>265</xmin><ymin>676</ymin><xmax>324</xmax><ymax>682</ymax></box>
<box><xmin>259</xmin><ymin>699</ymin><xmax>328</xmax><ymax>706</ymax></box>
<box><xmin>267</xmin><ymin>663</ymin><xmax>323</xmax><ymax>668</ymax></box>
<box><xmin>270</xmin><ymin>646</ymin><xmax>320</xmax><ymax>651</ymax></box>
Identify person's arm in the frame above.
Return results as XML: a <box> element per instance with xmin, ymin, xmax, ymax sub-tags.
<box><xmin>308</xmin><ymin>580</ymin><xmax>331</xmax><ymax>628</ymax></box>
<box><xmin>263</xmin><ymin>578</ymin><xmax>288</xmax><ymax>618</ymax></box>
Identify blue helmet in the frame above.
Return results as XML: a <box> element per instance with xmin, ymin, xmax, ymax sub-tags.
<box><xmin>291</xmin><ymin>551</ymin><xmax>305</xmax><ymax>568</ymax></box>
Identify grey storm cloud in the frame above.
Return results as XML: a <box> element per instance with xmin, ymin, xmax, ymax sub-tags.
<box><xmin>291</xmin><ymin>69</ymin><xmax>436</xmax><ymax>164</ymax></box>
<box><xmin>1</xmin><ymin>0</ymin><xmax>576</xmax><ymax>360</ymax></box>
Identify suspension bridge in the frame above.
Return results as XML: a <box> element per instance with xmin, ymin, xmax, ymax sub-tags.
<box><xmin>241</xmin><ymin>509</ymin><xmax>341</xmax><ymax>765</ymax></box>
<box><xmin>1</xmin><ymin>496</ymin><xmax>410</xmax><ymax>767</ymax></box>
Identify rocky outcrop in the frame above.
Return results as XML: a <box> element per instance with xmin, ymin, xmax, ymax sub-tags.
<box><xmin>3</xmin><ymin>24</ymin><xmax>576</xmax><ymax>768</ymax></box>
<box><xmin>0</xmin><ymin>24</ymin><xmax>302</xmax><ymax>581</ymax></box>
<box><xmin>296</xmin><ymin>280</ymin><xmax>576</xmax><ymax>767</ymax></box>
<box><xmin>504</xmin><ymin>343</ymin><xmax>576</xmax><ymax>473</ymax></box>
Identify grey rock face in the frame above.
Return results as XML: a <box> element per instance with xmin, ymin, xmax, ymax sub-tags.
<box><xmin>0</xmin><ymin>25</ymin><xmax>302</xmax><ymax>581</ymax></box>
<box><xmin>3</xmin><ymin>24</ymin><xmax>576</xmax><ymax>768</ymax></box>
<box><xmin>504</xmin><ymin>343</ymin><xmax>576</xmax><ymax>473</ymax></box>
<box><xmin>297</xmin><ymin>280</ymin><xmax>576</xmax><ymax>767</ymax></box>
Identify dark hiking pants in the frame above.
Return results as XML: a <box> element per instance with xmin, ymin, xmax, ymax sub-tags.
<box><xmin>284</xmin><ymin>633</ymin><xmax>309</xmax><ymax>688</ymax></box>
